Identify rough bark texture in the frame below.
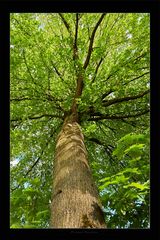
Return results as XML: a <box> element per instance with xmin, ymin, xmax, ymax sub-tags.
<box><xmin>50</xmin><ymin>116</ymin><xmax>107</xmax><ymax>228</ymax></box>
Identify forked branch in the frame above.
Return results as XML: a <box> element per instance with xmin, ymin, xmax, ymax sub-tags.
<box><xmin>83</xmin><ymin>13</ymin><xmax>106</xmax><ymax>70</ymax></box>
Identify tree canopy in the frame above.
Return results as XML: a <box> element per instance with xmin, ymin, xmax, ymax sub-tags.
<box><xmin>10</xmin><ymin>13</ymin><xmax>150</xmax><ymax>228</ymax></box>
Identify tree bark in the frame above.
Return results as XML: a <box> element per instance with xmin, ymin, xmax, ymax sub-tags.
<box><xmin>50</xmin><ymin>115</ymin><xmax>107</xmax><ymax>228</ymax></box>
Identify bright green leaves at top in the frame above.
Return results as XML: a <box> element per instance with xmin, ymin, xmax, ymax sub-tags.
<box><xmin>10</xmin><ymin>13</ymin><xmax>75</xmax><ymax>113</ymax></box>
<box><xmin>10</xmin><ymin>13</ymin><xmax>150</xmax><ymax>119</ymax></box>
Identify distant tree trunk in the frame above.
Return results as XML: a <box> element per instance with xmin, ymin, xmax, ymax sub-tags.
<box><xmin>50</xmin><ymin>114</ymin><xmax>107</xmax><ymax>228</ymax></box>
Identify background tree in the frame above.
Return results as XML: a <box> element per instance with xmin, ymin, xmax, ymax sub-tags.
<box><xmin>10</xmin><ymin>13</ymin><xmax>150</xmax><ymax>228</ymax></box>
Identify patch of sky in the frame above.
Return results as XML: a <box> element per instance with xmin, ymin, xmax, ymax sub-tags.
<box><xmin>137</xmin><ymin>16</ymin><xmax>142</xmax><ymax>24</ymax></box>
<box><xmin>99</xmin><ymin>188</ymin><xmax>111</xmax><ymax>196</ymax></box>
<box><xmin>24</xmin><ymin>182</ymin><xmax>30</xmax><ymax>188</ymax></box>
<box><xmin>10</xmin><ymin>157</ymin><xmax>20</xmax><ymax>167</ymax></box>
<box><xmin>146</xmin><ymin>82</ymin><xmax>150</xmax><ymax>88</ymax></box>
<box><xmin>135</xmin><ymin>199</ymin><xmax>144</xmax><ymax>206</ymax></box>
<box><xmin>105</xmin><ymin>206</ymin><xmax>116</xmax><ymax>216</ymax></box>
<box><xmin>10</xmin><ymin>154</ymin><xmax>25</xmax><ymax>166</ymax></box>
<box><xmin>21</xmin><ymin>124</ymin><xmax>29</xmax><ymax>131</ymax></box>
<box><xmin>34</xmin><ymin>14</ymin><xmax>39</xmax><ymax>21</ymax></box>
<box><xmin>20</xmin><ymin>214</ymin><xmax>25</xmax><ymax>224</ymax></box>
<box><xmin>126</xmin><ymin>30</ymin><xmax>132</xmax><ymax>39</ymax></box>
<box><xmin>10</xmin><ymin>44</ymin><xmax>15</xmax><ymax>49</ymax></box>
<box><xmin>88</xmin><ymin>74</ymin><xmax>92</xmax><ymax>80</ymax></box>
<box><xmin>38</xmin><ymin>21</ymin><xmax>45</xmax><ymax>31</ymax></box>
<box><xmin>107</xmin><ymin>92</ymin><xmax>115</xmax><ymax>99</ymax></box>
<box><xmin>79</xmin><ymin>23</ymin><xmax>84</xmax><ymax>29</ymax></box>
<box><xmin>19</xmin><ymin>47</ymin><xmax>24</xmax><ymax>54</ymax></box>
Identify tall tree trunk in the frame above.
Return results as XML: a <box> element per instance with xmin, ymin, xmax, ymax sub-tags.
<box><xmin>50</xmin><ymin>115</ymin><xmax>107</xmax><ymax>228</ymax></box>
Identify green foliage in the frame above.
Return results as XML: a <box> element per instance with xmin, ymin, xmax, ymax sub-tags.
<box><xmin>83</xmin><ymin>123</ymin><xmax>97</xmax><ymax>137</ymax></box>
<box><xmin>98</xmin><ymin>131</ymin><xmax>150</xmax><ymax>228</ymax></box>
<box><xmin>10</xmin><ymin>177</ymin><xmax>51</xmax><ymax>228</ymax></box>
<box><xmin>10</xmin><ymin>13</ymin><xmax>150</xmax><ymax>228</ymax></box>
<box><xmin>112</xmin><ymin>133</ymin><xmax>148</xmax><ymax>159</ymax></box>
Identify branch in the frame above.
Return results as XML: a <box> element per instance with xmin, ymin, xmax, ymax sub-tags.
<box><xmin>105</xmin><ymin>68</ymin><xmax>121</xmax><ymax>82</ymax></box>
<box><xmin>24</xmin><ymin>155</ymin><xmax>42</xmax><ymax>178</ymax></box>
<box><xmin>10</xmin><ymin>97</ymin><xmax>38</xmax><ymax>102</ymax></box>
<box><xmin>87</xmin><ymin>137</ymin><xmax>115</xmax><ymax>161</ymax></box>
<box><xmin>123</xmin><ymin>72</ymin><xmax>150</xmax><ymax>86</ymax></box>
<box><xmin>83</xmin><ymin>13</ymin><xmax>106</xmax><ymax>70</ymax></box>
<box><xmin>73</xmin><ymin>13</ymin><xmax>79</xmax><ymax>61</ymax></box>
<box><xmin>13</xmin><ymin>17</ymin><xmax>31</xmax><ymax>36</ymax></box>
<box><xmin>108</xmin><ymin>14</ymin><xmax>122</xmax><ymax>34</ymax></box>
<box><xmin>121</xmin><ymin>119</ymin><xmax>137</xmax><ymax>127</ymax></box>
<box><xmin>11</xmin><ymin>114</ymin><xmax>63</xmax><ymax>122</ymax></box>
<box><xmin>101</xmin><ymin>72</ymin><xmax>149</xmax><ymax>101</ymax></box>
<box><xmin>101</xmin><ymin>89</ymin><xmax>114</xmax><ymax>100</ymax></box>
<box><xmin>39</xmin><ymin>50</ymin><xmax>51</xmax><ymax>72</ymax></box>
<box><xmin>10</xmin><ymin>97</ymin><xmax>55</xmax><ymax>103</ymax></box>
<box><xmin>51</xmin><ymin>60</ymin><xmax>64</xmax><ymax>82</ymax></box>
<box><xmin>92</xmin><ymin>50</ymin><xmax>109</xmax><ymax>82</ymax></box>
<box><xmin>88</xmin><ymin>137</ymin><xmax>113</xmax><ymax>149</ymax></box>
<box><xmin>22</xmin><ymin>50</ymin><xmax>45</xmax><ymax>94</ymax></box>
<box><xmin>103</xmin><ymin>53</ymin><xmax>148</xmax><ymax>83</ymax></box>
<box><xmin>22</xmin><ymin>49</ymin><xmax>37</xmax><ymax>85</ymax></box>
<box><xmin>89</xmin><ymin>109</ymin><xmax>150</xmax><ymax>121</ymax></box>
<box><xmin>98</xmin><ymin>121</ymin><xmax>117</xmax><ymax>134</ymax></box>
<box><xmin>10</xmin><ymin>95</ymin><xmax>64</xmax><ymax>111</ymax></box>
<box><xmin>58</xmin><ymin>13</ymin><xmax>72</xmax><ymax>37</ymax></box>
<box><xmin>133</xmin><ymin>52</ymin><xmax>147</xmax><ymax>63</ymax></box>
<box><xmin>92</xmin><ymin>57</ymin><xmax>103</xmax><ymax>83</ymax></box>
<box><xmin>103</xmin><ymin>89</ymin><xmax>150</xmax><ymax>107</ymax></box>
<box><xmin>85</xmin><ymin>16</ymin><xmax>92</xmax><ymax>43</ymax></box>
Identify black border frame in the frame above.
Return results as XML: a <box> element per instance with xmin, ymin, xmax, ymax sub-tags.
<box><xmin>0</xmin><ymin>1</ymin><xmax>160</xmax><ymax>239</ymax></box>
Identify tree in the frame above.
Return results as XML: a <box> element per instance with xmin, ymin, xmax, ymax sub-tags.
<box><xmin>10</xmin><ymin>13</ymin><xmax>150</xmax><ymax>228</ymax></box>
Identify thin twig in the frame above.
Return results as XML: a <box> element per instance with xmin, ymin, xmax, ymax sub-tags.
<box><xmin>89</xmin><ymin>109</ymin><xmax>150</xmax><ymax>121</ymax></box>
<box><xmin>11</xmin><ymin>114</ymin><xmax>63</xmax><ymax>122</ymax></box>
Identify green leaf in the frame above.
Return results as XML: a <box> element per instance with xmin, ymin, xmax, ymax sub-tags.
<box><xmin>123</xmin><ymin>182</ymin><xmax>149</xmax><ymax>190</ymax></box>
<box><xmin>23</xmin><ymin>224</ymin><xmax>36</xmax><ymax>228</ymax></box>
<box><xmin>124</xmin><ymin>144</ymin><xmax>145</xmax><ymax>157</ymax></box>
<box><xmin>99</xmin><ymin>175</ymin><xmax>129</xmax><ymax>191</ymax></box>
<box><xmin>10</xmin><ymin>223</ymin><xmax>22</xmax><ymax>228</ymax></box>
<box><xmin>36</xmin><ymin>210</ymin><xmax>49</xmax><ymax>218</ymax></box>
